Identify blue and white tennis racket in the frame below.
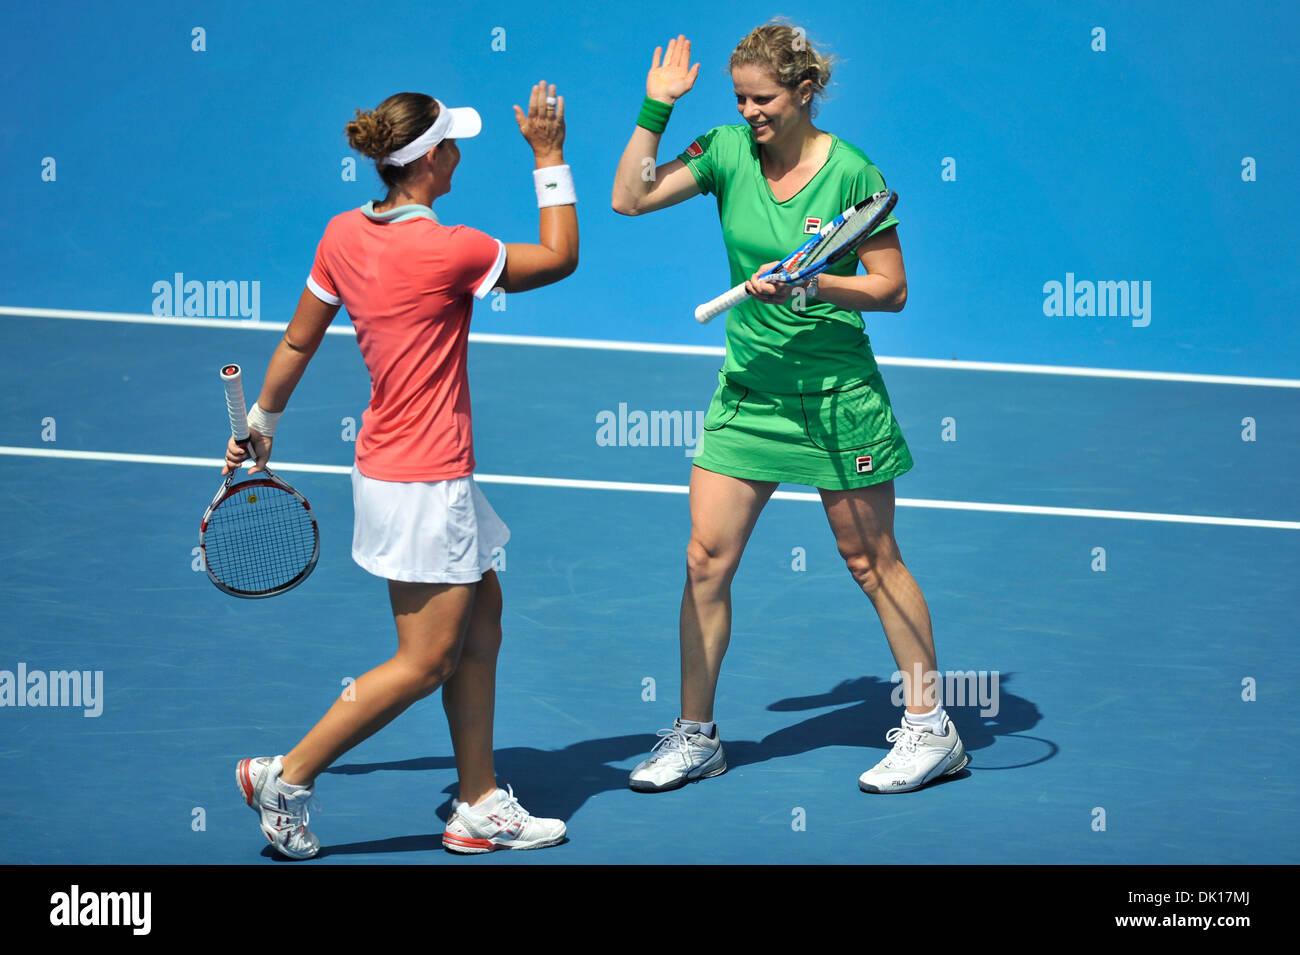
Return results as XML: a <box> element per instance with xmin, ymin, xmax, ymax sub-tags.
<box><xmin>694</xmin><ymin>189</ymin><xmax>898</xmax><ymax>324</ymax></box>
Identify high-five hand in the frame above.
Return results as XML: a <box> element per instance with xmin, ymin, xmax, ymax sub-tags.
<box><xmin>646</xmin><ymin>35</ymin><xmax>700</xmax><ymax>105</ymax></box>
<box><xmin>514</xmin><ymin>80</ymin><xmax>565</xmax><ymax>165</ymax></box>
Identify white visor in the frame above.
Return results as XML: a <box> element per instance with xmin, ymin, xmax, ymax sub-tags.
<box><xmin>380</xmin><ymin>99</ymin><xmax>481</xmax><ymax>167</ymax></box>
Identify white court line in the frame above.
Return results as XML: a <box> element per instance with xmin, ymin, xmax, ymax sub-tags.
<box><xmin>3</xmin><ymin>304</ymin><xmax>1299</xmax><ymax>388</ymax></box>
<box><xmin>2</xmin><ymin>445</ymin><xmax>1297</xmax><ymax>530</ymax></box>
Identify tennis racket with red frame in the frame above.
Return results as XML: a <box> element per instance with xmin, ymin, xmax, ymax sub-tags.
<box><xmin>199</xmin><ymin>364</ymin><xmax>319</xmax><ymax>598</ymax></box>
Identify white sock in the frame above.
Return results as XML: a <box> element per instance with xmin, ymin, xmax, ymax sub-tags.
<box><xmin>904</xmin><ymin>705</ymin><xmax>945</xmax><ymax>734</ymax></box>
<box><xmin>682</xmin><ymin>718</ymin><xmax>715</xmax><ymax>737</ymax></box>
<box><xmin>462</xmin><ymin>789</ymin><xmax>504</xmax><ymax>815</ymax></box>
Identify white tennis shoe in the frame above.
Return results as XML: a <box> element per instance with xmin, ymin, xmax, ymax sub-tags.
<box><xmin>858</xmin><ymin>713</ymin><xmax>969</xmax><ymax>793</ymax></box>
<box><xmin>628</xmin><ymin>719</ymin><xmax>727</xmax><ymax>792</ymax></box>
<box><xmin>236</xmin><ymin>755</ymin><xmax>320</xmax><ymax>859</ymax></box>
<box><xmin>442</xmin><ymin>785</ymin><xmax>566</xmax><ymax>853</ymax></box>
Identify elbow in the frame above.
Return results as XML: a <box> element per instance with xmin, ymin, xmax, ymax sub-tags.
<box><xmin>611</xmin><ymin>194</ymin><xmax>640</xmax><ymax>217</ymax></box>
<box><xmin>890</xmin><ymin>282</ymin><xmax>908</xmax><ymax>312</ymax></box>
<box><xmin>549</xmin><ymin>250</ymin><xmax>580</xmax><ymax>283</ymax></box>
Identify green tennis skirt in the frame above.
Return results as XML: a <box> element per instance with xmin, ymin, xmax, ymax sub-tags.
<box><xmin>693</xmin><ymin>370</ymin><xmax>913</xmax><ymax>490</ymax></box>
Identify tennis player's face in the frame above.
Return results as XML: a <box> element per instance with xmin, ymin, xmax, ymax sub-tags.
<box><xmin>432</xmin><ymin>139</ymin><xmax>460</xmax><ymax>196</ymax></box>
<box><xmin>732</xmin><ymin>65</ymin><xmax>799</xmax><ymax>145</ymax></box>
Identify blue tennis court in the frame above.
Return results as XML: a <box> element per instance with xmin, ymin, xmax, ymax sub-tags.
<box><xmin>1</xmin><ymin>315</ymin><xmax>1296</xmax><ymax>864</ymax></box>
<box><xmin>1</xmin><ymin>0</ymin><xmax>1297</xmax><ymax>866</ymax></box>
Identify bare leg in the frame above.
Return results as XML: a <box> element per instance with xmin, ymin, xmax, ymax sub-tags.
<box><xmin>820</xmin><ymin>481</ymin><xmax>938</xmax><ymax>715</ymax></box>
<box><xmin>441</xmin><ymin>570</ymin><xmax>503</xmax><ymax>806</ymax></box>
<box><xmin>680</xmin><ymin>466</ymin><xmax>777</xmax><ymax>722</ymax></box>
<box><xmin>280</xmin><ymin>580</ymin><xmax>475</xmax><ymax>786</ymax></box>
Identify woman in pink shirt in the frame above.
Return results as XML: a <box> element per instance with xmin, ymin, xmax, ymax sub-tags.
<box><xmin>226</xmin><ymin>81</ymin><xmax>578</xmax><ymax>858</ymax></box>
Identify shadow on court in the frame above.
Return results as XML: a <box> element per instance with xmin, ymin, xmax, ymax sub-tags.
<box><xmin>742</xmin><ymin>673</ymin><xmax>1049</xmax><ymax>766</ymax></box>
<box><xmin>308</xmin><ymin>674</ymin><xmax>1050</xmax><ymax>857</ymax></box>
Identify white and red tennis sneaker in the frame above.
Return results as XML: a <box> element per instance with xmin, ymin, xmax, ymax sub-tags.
<box><xmin>442</xmin><ymin>785</ymin><xmax>566</xmax><ymax>853</ymax></box>
<box><xmin>236</xmin><ymin>755</ymin><xmax>320</xmax><ymax>859</ymax></box>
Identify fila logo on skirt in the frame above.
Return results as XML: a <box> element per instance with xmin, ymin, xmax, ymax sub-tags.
<box><xmin>855</xmin><ymin>455</ymin><xmax>874</xmax><ymax>474</ymax></box>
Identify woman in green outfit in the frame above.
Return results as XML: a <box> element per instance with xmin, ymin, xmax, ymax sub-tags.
<box><xmin>611</xmin><ymin>24</ymin><xmax>968</xmax><ymax>794</ymax></box>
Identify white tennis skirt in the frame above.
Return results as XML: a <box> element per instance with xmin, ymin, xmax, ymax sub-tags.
<box><xmin>350</xmin><ymin>469</ymin><xmax>510</xmax><ymax>584</ymax></box>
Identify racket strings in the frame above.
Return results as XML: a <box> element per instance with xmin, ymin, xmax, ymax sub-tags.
<box><xmin>790</xmin><ymin>195</ymin><xmax>895</xmax><ymax>276</ymax></box>
<box><xmin>804</xmin><ymin>210</ymin><xmax>875</xmax><ymax>263</ymax></box>
<box><xmin>205</xmin><ymin>484</ymin><xmax>316</xmax><ymax>594</ymax></box>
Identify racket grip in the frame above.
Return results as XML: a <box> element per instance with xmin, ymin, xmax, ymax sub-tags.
<box><xmin>694</xmin><ymin>283</ymin><xmax>750</xmax><ymax>324</ymax></box>
<box><xmin>221</xmin><ymin>364</ymin><xmax>249</xmax><ymax>442</ymax></box>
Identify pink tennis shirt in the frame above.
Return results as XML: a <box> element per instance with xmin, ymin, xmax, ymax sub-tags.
<box><xmin>306</xmin><ymin>202</ymin><xmax>506</xmax><ymax>482</ymax></box>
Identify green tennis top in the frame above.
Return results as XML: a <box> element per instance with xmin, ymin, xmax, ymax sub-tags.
<box><xmin>679</xmin><ymin>123</ymin><xmax>899</xmax><ymax>393</ymax></box>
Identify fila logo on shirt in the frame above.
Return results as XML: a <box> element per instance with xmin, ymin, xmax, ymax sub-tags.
<box><xmin>685</xmin><ymin>141</ymin><xmax>703</xmax><ymax>158</ymax></box>
<box><xmin>804</xmin><ymin>217</ymin><xmax>822</xmax><ymax>234</ymax></box>
<box><xmin>855</xmin><ymin>455</ymin><xmax>874</xmax><ymax>474</ymax></box>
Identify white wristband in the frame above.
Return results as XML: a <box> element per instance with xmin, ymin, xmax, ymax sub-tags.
<box><xmin>246</xmin><ymin>402</ymin><xmax>281</xmax><ymax>438</ymax></box>
<box><xmin>533</xmin><ymin>164</ymin><xmax>576</xmax><ymax>207</ymax></box>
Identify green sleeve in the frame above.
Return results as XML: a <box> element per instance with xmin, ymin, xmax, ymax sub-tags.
<box><xmin>677</xmin><ymin>127</ymin><xmax>728</xmax><ymax>197</ymax></box>
<box><xmin>848</xmin><ymin>160</ymin><xmax>900</xmax><ymax>238</ymax></box>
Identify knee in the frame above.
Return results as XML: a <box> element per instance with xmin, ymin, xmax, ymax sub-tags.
<box><xmin>844</xmin><ymin>553</ymin><xmax>884</xmax><ymax>594</ymax></box>
<box><xmin>407</xmin><ymin>647</ymin><xmax>463</xmax><ymax>698</ymax></box>
<box><xmin>686</xmin><ymin>535</ymin><xmax>735</xmax><ymax>587</ymax></box>
<box><xmin>843</xmin><ymin>540</ymin><xmax>899</xmax><ymax>595</ymax></box>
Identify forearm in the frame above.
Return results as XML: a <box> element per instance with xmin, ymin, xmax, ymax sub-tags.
<box><xmin>532</xmin><ymin>203</ymin><xmax>579</xmax><ymax>281</ymax></box>
<box><xmin>611</xmin><ymin>124</ymin><xmax>665</xmax><ymax>214</ymax></box>
<box><xmin>499</xmin><ymin>151</ymin><xmax>579</xmax><ymax>291</ymax></box>
<box><xmin>256</xmin><ymin>336</ymin><xmax>317</xmax><ymax>413</ymax></box>
<box><xmin>615</xmin><ymin>36</ymin><xmax>700</xmax><ymax>214</ymax></box>
<box><xmin>813</xmin><ymin>272</ymin><xmax>907</xmax><ymax>313</ymax></box>
<box><xmin>535</xmin><ymin>150</ymin><xmax>579</xmax><ymax>273</ymax></box>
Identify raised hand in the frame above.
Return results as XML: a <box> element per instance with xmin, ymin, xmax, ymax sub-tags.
<box><xmin>514</xmin><ymin>80</ymin><xmax>566</xmax><ymax>165</ymax></box>
<box><xmin>646</xmin><ymin>35</ymin><xmax>700</xmax><ymax>105</ymax></box>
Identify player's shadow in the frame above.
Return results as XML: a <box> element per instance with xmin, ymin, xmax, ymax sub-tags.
<box><xmin>313</xmin><ymin>673</ymin><xmax>1051</xmax><ymax>858</ymax></box>
<box><xmin>731</xmin><ymin>672</ymin><xmax>1049</xmax><ymax>771</ymax></box>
